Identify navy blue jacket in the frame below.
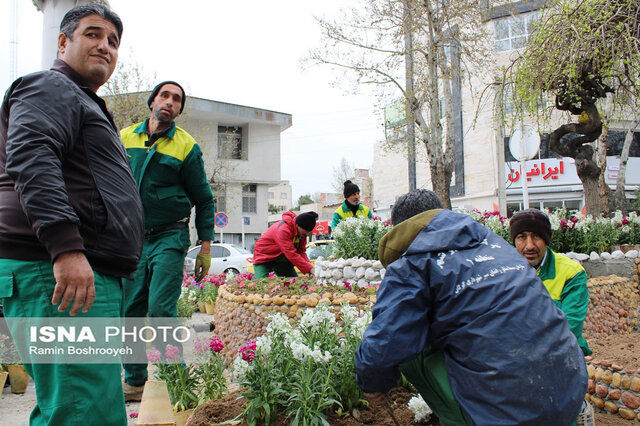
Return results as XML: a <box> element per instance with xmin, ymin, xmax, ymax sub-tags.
<box><xmin>355</xmin><ymin>209</ymin><xmax>587</xmax><ymax>425</ymax></box>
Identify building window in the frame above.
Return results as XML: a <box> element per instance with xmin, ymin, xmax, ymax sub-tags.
<box><xmin>218</xmin><ymin>126</ymin><xmax>244</xmax><ymax>160</ymax></box>
<box><xmin>268</xmin><ymin>192</ymin><xmax>274</xmax><ymax>199</ymax></box>
<box><xmin>493</xmin><ymin>11</ymin><xmax>539</xmax><ymax>52</ymax></box>
<box><xmin>242</xmin><ymin>183</ymin><xmax>257</xmax><ymax>213</ymax></box>
<box><xmin>212</xmin><ymin>184</ymin><xmax>226</xmax><ymax>213</ymax></box>
<box><xmin>280</xmin><ymin>193</ymin><xmax>287</xmax><ymax>199</ymax></box>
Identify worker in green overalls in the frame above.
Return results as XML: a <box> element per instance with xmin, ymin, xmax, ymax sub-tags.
<box><xmin>331</xmin><ymin>180</ymin><xmax>372</xmax><ymax>231</ymax></box>
<box><xmin>120</xmin><ymin>81</ymin><xmax>215</xmax><ymax>401</ymax></box>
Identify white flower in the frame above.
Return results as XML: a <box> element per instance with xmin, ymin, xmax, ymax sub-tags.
<box><xmin>300</xmin><ymin>305</ymin><xmax>337</xmax><ymax>332</ymax></box>
<box><xmin>290</xmin><ymin>341</ymin><xmax>332</xmax><ymax>364</ymax></box>
<box><xmin>232</xmin><ymin>357</ymin><xmax>252</xmax><ymax>382</ymax></box>
<box><xmin>256</xmin><ymin>335</ymin><xmax>272</xmax><ymax>357</ymax></box>
<box><xmin>267</xmin><ymin>313</ymin><xmax>291</xmax><ymax>334</ymax></box>
<box><xmin>408</xmin><ymin>395</ymin><xmax>432</xmax><ymax>423</ymax></box>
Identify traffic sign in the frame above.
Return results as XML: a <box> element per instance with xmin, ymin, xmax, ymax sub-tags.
<box><xmin>215</xmin><ymin>212</ymin><xmax>228</xmax><ymax>228</ymax></box>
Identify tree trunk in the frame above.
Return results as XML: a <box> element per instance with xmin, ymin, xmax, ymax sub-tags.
<box><xmin>549</xmin><ymin>103</ymin><xmax>607</xmax><ymax>216</ymax></box>
<box><xmin>597</xmin><ymin>127</ymin><xmax>610</xmax><ymax>213</ymax></box>
<box><xmin>613</xmin><ymin>120</ymin><xmax>639</xmax><ymax>214</ymax></box>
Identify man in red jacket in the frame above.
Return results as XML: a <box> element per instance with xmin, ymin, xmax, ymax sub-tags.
<box><xmin>253</xmin><ymin>211</ymin><xmax>318</xmax><ymax>278</ymax></box>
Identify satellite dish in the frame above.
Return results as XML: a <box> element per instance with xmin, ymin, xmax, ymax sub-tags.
<box><xmin>509</xmin><ymin>125</ymin><xmax>540</xmax><ymax>161</ymax></box>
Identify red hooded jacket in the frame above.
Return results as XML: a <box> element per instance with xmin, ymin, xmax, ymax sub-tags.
<box><xmin>252</xmin><ymin>211</ymin><xmax>312</xmax><ymax>274</ymax></box>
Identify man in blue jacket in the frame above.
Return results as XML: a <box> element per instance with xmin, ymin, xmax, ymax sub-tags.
<box><xmin>355</xmin><ymin>189</ymin><xmax>587</xmax><ymax>426</ymax></box>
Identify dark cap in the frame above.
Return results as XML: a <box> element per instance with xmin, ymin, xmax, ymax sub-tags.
<box><xmin>296</xmin><ymin>212</ymin><xmax>318</xmax><ymax>232</ymax></box>
<box><xmin>343</xmin><ymin>180</ymin><xmax>360</xmax><ymax>198</ymax></box>
<box><xmin>510</xmin><ymin>209</ymin><xmax>552</xmax><ymax>245</ymax></box>
<box><xmin>147</xmin><ymin>81</ymin><xmax>186</xmax><ymax>113</ymax></box>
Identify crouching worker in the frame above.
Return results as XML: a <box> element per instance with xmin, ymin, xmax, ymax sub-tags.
<box><xmin>252</xmin><ymin>211</ymin><xmax>318</xmax><ymax>278</ymax></box>
<box><xmin>355</xmin><ymin>189</ymin><xmax>587</xmax><ymax>426</ymax></box>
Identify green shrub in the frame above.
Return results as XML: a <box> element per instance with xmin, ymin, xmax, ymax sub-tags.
<box><xmin>332</xmin><ymin>217</ymin><xmax>391</xmax><ymax>260</ymax></box>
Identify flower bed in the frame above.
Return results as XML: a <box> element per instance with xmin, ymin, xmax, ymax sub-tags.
<box><xmin>213</xmin><ymin>275</ymin><xmax>377</xmax><ymax>362</ymax></box>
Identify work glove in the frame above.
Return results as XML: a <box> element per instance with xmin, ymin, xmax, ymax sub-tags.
<box><xmin>195</xmin><ymin>253</ymin><xmax>211</xmax><ymax>281</ymax></box>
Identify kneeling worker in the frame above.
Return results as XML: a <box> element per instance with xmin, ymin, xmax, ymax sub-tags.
<box><xmin>355</xmin><ymin>189</ymin><xmax>587</xmax><ymax>426</ymax></box>
<box><xmin>252</xmin><ymin>211</ymin><xmax>318</xmax><ymax>278</ymax></box>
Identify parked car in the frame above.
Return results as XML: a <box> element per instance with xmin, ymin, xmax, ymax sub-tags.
<box><xmin>244</xmin><ymin>240</ymin><xmax>335</xmax><ymax>274</ymax></box>
<box><xmin>184</xmin><ymin>243</ymin><xmax>253</xmax><ymax>276</ymax></box>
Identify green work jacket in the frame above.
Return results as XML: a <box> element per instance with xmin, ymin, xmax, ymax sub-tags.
<box><xmin>331</xmin><ymin>201</ymin><xmax>372</xmax><ymax>229</ymax></box>
<box><xmin>538</xmin><ymin>247</ymin><xmax>592</xmax><ymax>355</ymax></box>
<box><xmin>121</xmin><ymin>120</ymin><xmax>215</xmax><ymax>241</ymax></box>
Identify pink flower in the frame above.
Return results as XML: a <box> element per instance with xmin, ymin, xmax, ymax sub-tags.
<box><xmin>193</xmin><ymin>337</ymin><xmax>206</xmax><ymax>354</ymax></box>
<box><xmin>165</xmin><ymin>345</ymin><xmax>181</xmax><ymax>361</ymax></box>
<box><xmin>268</xmin><ymin>272</ymin><xmax>276</xmax><ymax>278</ymax></box>
<box><xmin>271</xmin><ymin>285</ymin><xmax>280</xmax><ymax>292</ymax></box>
<box><xmin>209</xmin><ymin>337</ymin><xmax>224</xmax><ymax>353</ymax></box>
<box><xmin>147</xmin><ymin>349</ymin><xmax>162</xmax><ymax>363</ymax></box>
<box><xmin>129</xmin><ymin>413</ymin><xmax>138</xmax><ymax>418</ymax></box>
<box><xmin>622</xmin><ymin>217</ymin><xmax>630</xmax><ymax>225</ymax></box>
<box><xmin>309</xmin><ymin>286</ymin><xmax>317</xmax><ymax>291</ymax></box>
<box><xmin>239</xmin><ymin>341</ymin><xmax>256</xmax><ymax>362</ymax></box>
<box><xmin>247</xmin><ymin>282</ymin><xmax>255</xmax><ymax>288</ymax></box>
<box><xmin>343</xmin><ymin>281</ymin><xmax>352</xmax><ymax>291</ymax></box>
<box><xmin>239</xmin><ymin>282</ymin><xmax>245</xmax><ymax>288</ymax></box>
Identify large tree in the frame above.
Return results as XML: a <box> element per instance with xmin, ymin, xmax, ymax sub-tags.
<box><xmin>504</xmin><ymin>0</ymin><xmax>640</xmax><ymax>216</ymax></box>
<box><xmin>308</xmin><ymin>0</ymin><xmax>491</xmax><ymax>208</ymax></box>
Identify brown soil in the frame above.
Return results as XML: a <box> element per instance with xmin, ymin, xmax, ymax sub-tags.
<box><xmin>187</xmin><ymin>387</ymin><xmax>436</xmax><ymax>426</ymax></box>
<box><xmin>587</xmin><ymin>332</ymin><xmax>640</xmax><ymax>370</ymax></box>
<box><xmin>185</xmin><ymin>333</ymin><xmax>640</xmax><ymax>426</ymax></box>
<box><xmin>224</xmin><ymin>276</ymin><xmax>376</xmax><ymax>299</ymax></box>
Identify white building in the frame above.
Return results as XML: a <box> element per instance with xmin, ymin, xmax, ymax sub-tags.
<box><xmin>180</xmin><ymin>97</ymin><xmax>291</xmax><ymax>250</ymax></box>
<box><xmin>373</xmin><ymin>0</ymin><xmax>640</xmax><ymax>216</ymax></box>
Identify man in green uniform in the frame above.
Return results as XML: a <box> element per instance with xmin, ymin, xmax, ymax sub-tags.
<box><xmin>331</xmin><ymin>180</ymin><xmax>372</xmax><ymax>230</ymax></box>
<box><xmin>120</xmin><ymin>81</ymin><xmax>215</xmax><ymax>400</ymax></box>
<box><xmin>0</xmin><ymin>5</ymin><xmax>143</xmax><ymax>425</ymax></box>
<box><xmin>511</xmin><ymin>209</ymin><xmax>594</xmax><ymax>425</ymax></box>
<box><xmin>510</xmin><ymin>209</ymin><xmax>591</xmax><ymax>356</ymax></box>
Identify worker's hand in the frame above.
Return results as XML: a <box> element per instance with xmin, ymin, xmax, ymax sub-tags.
<box><xmin>52</xmin><ymin>251</ymin><xmax>95</xmax><ymax>316</ymax></box>
<box><xmin>195</xmin><ymin>253</ymin><xmax>211</xmax><ymax>281</ymax></box>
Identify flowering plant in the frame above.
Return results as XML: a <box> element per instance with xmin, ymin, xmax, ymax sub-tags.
<box><xmin>408</xmin><ymin>394</ymin><xmax>432</xmax><ymax>423</ymax></box>
<box><xmin>468</xmin><ymin>208</ymin><xmax>640</xmax><ymax>254</ymax></box>
<box><xmin>228</xmin><ymin>274</ymin><xmax>378</xmax><ymax>297</ymax></box>
<box><xmin>192</xmin><ymin>336</ymin><xmax>227</xmax><ymax>402</ymax></box>
<box><xmin>148</xmin><ymin>345</ymin><xmax>199</xmax><ymax>412</ymax></box>
<box><xmin>332</xmin><ymin>216</ymin><xmax>391</xmax><ymax>260</ymax></box>
<box><xmin>233</xmin><ymin>303</ymin><xmax>372</xmax><ymax>425</ymax></box>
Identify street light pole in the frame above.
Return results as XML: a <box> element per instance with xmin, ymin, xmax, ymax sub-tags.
<box><xmin>404</xmin><ymin>1</ymin><xmax>417</xmax><ymax>191</ymax></box>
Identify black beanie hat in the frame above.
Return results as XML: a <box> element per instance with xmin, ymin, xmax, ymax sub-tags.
<box><xmin>296</xmin><ymin>211</ymin><xmax>318</xmax><ymax>232</ymax></box>
<box><xmin>147</xmin><ymin>81</ymin><xmax>186</xmax><ymax>113</ymax></box>
<box><xmin>510</xmin><ymin>209</ymin><xmax>552</xmax><ymax>245</ymax></box>
<box><xmin>343</xmin><ymin>180</ymin><xmax>360</xmax><ymax>198</ymax></box>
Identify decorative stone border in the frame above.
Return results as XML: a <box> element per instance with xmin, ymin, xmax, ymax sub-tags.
<box><xmin>585</xmin><ymin>361</ymin><xmax>640</xmax><ymax>421</ymax></box>
<box><xmin>313</xmin><ymin>257</ymin><xmax>384</xmax><ymax>287</ymax></box>
<box><xmin>584</xmin><ymin>276</ymin><xmax>640</xmax><ymax>339</ymax></box>
<box><xmin>213</xmin><ymin>285</ymin><xmax>375</xmax><ymax>362</ymax></box>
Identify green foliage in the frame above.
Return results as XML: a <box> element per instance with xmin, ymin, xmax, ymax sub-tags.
<box><xmin>297</xmin><ymin>194</ymin><xmax>314</xmax><ymax>207</ymax></box>
<box><xmin>233</xmin><ymin>304</ymin><xmax>371</xmax><ymax>425</ymax></box>
<box><xmin>505</xmin><ymin>0</ymin><xmax>640</xmax><ymax>122</ymax></box>
<box><xmin>269</xmin><ymin>203</ymin><xmax>284</xmax><ymax>214</ymax></box>
<box><xmin>332</xmin><ymin>217</ymin><xmax>391</xmax><ymax>260</ymax></box>
<box><xmin>632</xmin><ymin>189</ymin><xmax>640</xmax><ymax>212</ymax></box>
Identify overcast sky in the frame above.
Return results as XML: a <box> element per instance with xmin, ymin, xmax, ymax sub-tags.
<box><xmin>0</xmin><ymin>0</ymin><xmax>384</xmax><ymax>202</ymax></box>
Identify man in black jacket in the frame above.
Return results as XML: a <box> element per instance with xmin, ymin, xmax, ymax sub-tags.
<box><xmin>0</xmin><ymin>4</ymin><xmax>142</xmax><ymax>425</ymax></box>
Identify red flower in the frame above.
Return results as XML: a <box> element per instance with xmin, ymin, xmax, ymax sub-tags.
<box><xmin>209</xmin><ymin>337</ymin><xmax>224</xmax><ymax>353</ymax></box>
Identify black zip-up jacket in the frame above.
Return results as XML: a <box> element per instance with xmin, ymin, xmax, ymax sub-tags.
<box><xmin>0</xmin><ymin>60</ymin><xmax>143</xmax><ymax>278</ymax></box>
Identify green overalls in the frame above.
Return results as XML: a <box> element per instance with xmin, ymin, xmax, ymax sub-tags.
<box><xmin>120</xmin><ymin>120</ymin><xmax>214</xmax><ymax>386</ymax></box>
<box><xmin>0</xmin><ymin>259</ymin><xmax>127</xmax><ymax>426</ymax></box>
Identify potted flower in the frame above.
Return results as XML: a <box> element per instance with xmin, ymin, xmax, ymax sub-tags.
<box><xmin>148</xmin><ymin>346</ymin><xmax>198</xmax><ymax>426</ymax></box>
<box><xmin>202</xmin><ymin>280</ymin><xmax>221</xmax><ymax>315</ymax></box>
